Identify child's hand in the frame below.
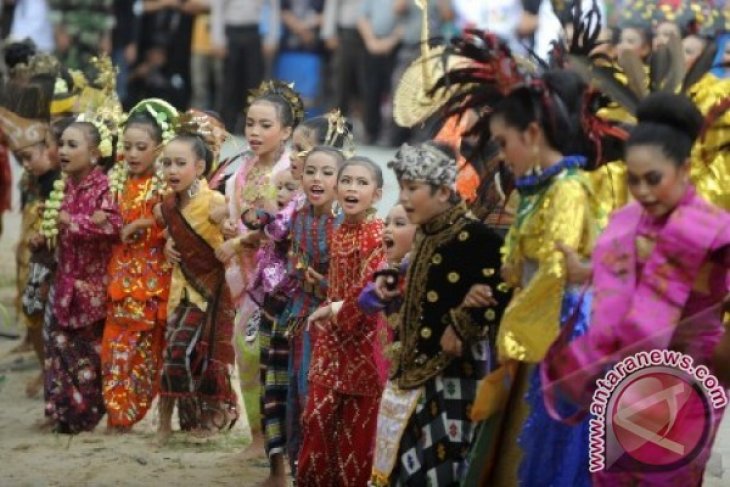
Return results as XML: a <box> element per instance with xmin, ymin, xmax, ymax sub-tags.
<box><xmin>305</xmin><ymin>267</ymin><xmax>324</xmax><ymax>285</ymax></box>
<box><xmin>209</xmin><ymin>203</ymin><xmax>228</xmax><ymax>224</ymax></box>
<box><xmin>29</xmin><ymin>233</ymin><xmax>46</xmax><ymax>250</ymax></box>
<box><xmin>307</xmin><ymin>304</ymin><xmax>333</xmax><ymax>332</ymax></box>
<box><xmin>121</xmin><ymin>221</ymin><xmax>143</xmax><ymax>243</ymax></box>
<box><xmin>58</xmin><ymin>211</ymin><xmax>71</xmax><ymax>226</ymax></box>
<box><xmin>461</xmin><ymin>284</ymin><xmax>497</xmax><ymax>308</ymax></box>
<box><xmin>374</xmin><ymin>274</ymin><xmax>401</xmax><ymax>302</ymax></box>
<box><xmin>91</xmin><ymin>210</ymin><xmax>108</xmax><ymax>226</ymax></box>
<box><xmin>556</xmin><ymin>241</ymin><xmax>592</xmax><ymax>285</ymax></box>
<box><xmin>241</xmin><ymin>208</ymin><xmax>260</xmax><ymax>228</ymax></box>
<box><xmin>215</xmin><ymin>239</ymin><xmax>239</xmax><ymax>263</ymax></box>
<box><xmin>222</xmin><ymin>219</ymin><xmax>239</xmax><ymax>239</ymax></box>
<box><xmin>440</xmin><ymin>325</ymin><xmax>463</xmax><ymax>357</ymax></box>
<box><xmin>164</xmin><ymin>238</ymin><xmax>181</xmax><ymax>264</ymax></box>
<box><xmin>153</xmin><ymin>203</ymin><xmax>164</xmax><ymax>225</ymax></box>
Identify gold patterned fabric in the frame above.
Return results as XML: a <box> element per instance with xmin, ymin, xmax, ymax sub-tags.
<box><xmin>498</xmin><ymin>169</ymin><xmax>598</xmax><ymax>363</ymax></box>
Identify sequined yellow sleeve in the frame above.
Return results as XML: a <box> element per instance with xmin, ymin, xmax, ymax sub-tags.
<box><xmin>497</xmin><ymin>175</ymin><xmax>597</xmax><ymax>363</ymax></box>
<box><xmin>689</xmin><ymin>74</ymin><xmax>730</xmax><ymax>211</ymax></box>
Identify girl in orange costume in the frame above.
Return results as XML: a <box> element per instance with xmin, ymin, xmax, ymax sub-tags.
<box><xmin>102</xmin><ymin>99</ymin><xmax>177</xmax><ymax>432</ymax></box>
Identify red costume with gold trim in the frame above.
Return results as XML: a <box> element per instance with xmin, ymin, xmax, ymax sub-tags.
<box><xmin>297</xmin><ymin>218</ymin><xmax>386</xmax><ymax>486</ymax></box>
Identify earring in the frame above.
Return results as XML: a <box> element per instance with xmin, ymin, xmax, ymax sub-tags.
<box><xmin>531</xmin><ymin>146</ymin><xmax>542</xmax><ymax>176</ymax></box>
<box><xmin>187</xmin><ymin>178</ymin><xmax>201</xmax><ymax>198</ymax></box>
<box><xmin>91</xmin><ymin>158</ymin><xmax>97</xmax><ymax>166</ymax></box>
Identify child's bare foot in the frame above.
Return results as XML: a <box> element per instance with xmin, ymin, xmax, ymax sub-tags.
<box><xmin>25</xmin><ymin>372</ymin><xmax>43</xmax><ymax>398</ymax></box>
<box><xmin>257</xmin><ymin>474</ymin><xmax>288</xmax><ymax>487</ymax></box>
<box><xmin>258</xmin><ymin>454</ymin><xmax>288</xmax><ymax>487</ymax></box>
<box><xmin>9</xmin><ymin>340</ymin><xmax>32</xmax><ymax>354</ymax></box>
<box><xmin>33</xmin><ymin>417</ymin><xmax>55</xmax><ymax>432</ymax></box>
<box><xmin>106</xmin><ymin>425</ymin><xmax>132</xmax><ymax>435</ymax></box>
<box><xmin>156</xmin><ymin>426</ymin><xmax>172</xmax><ymax>446</ymax></box>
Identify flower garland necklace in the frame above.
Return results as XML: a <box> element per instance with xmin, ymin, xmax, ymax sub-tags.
<box><xmin>40</xmin><ymin>175</ymin><xmax>67</xmax><ymax>249</ymax></box>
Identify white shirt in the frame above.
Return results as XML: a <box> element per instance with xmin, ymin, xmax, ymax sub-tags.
<box><xmin>452</xmin><ymin>0</ymin><xmax>524</xmax><ymax>54</ymax></box>
<box><xmin>534</xmin><ymin>0</ymin><xmax>606</xmax><ymax>62</ymax></box>
<box><xmin>10</xmin><ymin>0</ymin><xmax>54</xmax><ymax>53</ymax></box>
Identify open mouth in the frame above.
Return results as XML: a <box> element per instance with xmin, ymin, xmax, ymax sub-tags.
<box><xmin>344</xmin><ymin>196</ymin><xmax>359</xmax><ymax>204</ymax></box>
<box><xmin>383</xmin><ymin>235</ymin><xmax>395</xmax><ymax>249</ymax></box>
<box><xmin>309</xmin><ymin>185</ymin><xmax>324</xmax><ymax>197</ymax></box>
<box><xmin>277</xmin><ymin>200</ymin><xmax>286</xmax><ymax>210</ymax></box>
<box><xmin>168</xmin><ymin>177</ymin><xmax>181</xmax><ymax>186</ymax></box>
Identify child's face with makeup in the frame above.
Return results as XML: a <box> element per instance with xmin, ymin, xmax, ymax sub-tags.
<box><xmin>383</xmin><ymin>204</ymin><xmax>416</xmax><ymax>263</ymax></box>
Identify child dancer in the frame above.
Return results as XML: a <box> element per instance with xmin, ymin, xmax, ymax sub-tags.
<box><xmin>277</xmin><ymin>146</ymin><xmax>346</xmax><ymax>479</ymax></box>
<box><xmin>157</xmin><ymin>120</ymin><xmax>237</xmax><ymax>442</ymax></box>
<box><xmin>369</xmin><ymin>142</ymin><xmax>511</xmax><ymax>486</ymax></box>
<box><xmin>0</xmin><ymin>74</ymin><xmax>60</xmax><ymax>398</ymax></box>
<box><xmin>102</xmin><ymin>99</ymin><xmax>177</xmax><ymax>432</ymax></box>
<box><xmin>261</xmin><ymin>110</ymin><xmax>352</xmax><ymax>484</ymax></box>
<box><xmin>219</xmin><ymin>81</ymin><xmax>304</xmax><ymax>434</ymax></box>
<box><xmin>297</xmin><ymin>156</ymin><xmax>385</xmax><ymax>487</ymax></box>
<box><xmin>44</xmin><ymin>114</ymin><xmax>123</xmax><ymax>434</ymax></box>
<box><xmin>544</xmin><ymin>92</ymin><xmax>730</xmax><ymax>486</ymax></box>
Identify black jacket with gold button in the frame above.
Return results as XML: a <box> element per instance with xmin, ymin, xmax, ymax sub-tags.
<box><xmin>393</xmin><ymin>203</ymin><xmax>511</xmax><ymax>389</ymax></box>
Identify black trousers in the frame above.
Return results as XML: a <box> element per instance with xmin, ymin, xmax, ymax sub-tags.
<box><xmin>361</xmin><ymin>46</ymin><xmax>398</xmax><ymax>142</ymax></box>
<box><xmin>220</xmin><ymin>25</ymin><xmax>264</xmax><ymax>133</ymax></box>
<box><xmin>331</xmin><ymin>28</ymin><xmax>365</xmax><ymax>116</ymax></box>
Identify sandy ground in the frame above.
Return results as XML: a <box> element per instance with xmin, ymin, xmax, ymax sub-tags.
<box><xmin>0</xmin><ymin>340</ymin><xmax>270</xmax><ymax>487</ymax></box>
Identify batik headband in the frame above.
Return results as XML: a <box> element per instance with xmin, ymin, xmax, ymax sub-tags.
<box><xmin>388</xmin><ymin>143</ymin><xmax>456</xmax><ymax>188</ymax></box>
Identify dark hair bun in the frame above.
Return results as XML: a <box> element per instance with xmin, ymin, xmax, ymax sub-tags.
<box><xmin>636</xmin><ymin>93</ymin><xmax>704</xmax><ymax>144</ymax></box>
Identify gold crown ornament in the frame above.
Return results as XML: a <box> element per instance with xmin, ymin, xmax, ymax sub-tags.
<box><xmin>247</xmin><ymin>80</ymin><xmax>305</xmax><ymax>127</ymax></box>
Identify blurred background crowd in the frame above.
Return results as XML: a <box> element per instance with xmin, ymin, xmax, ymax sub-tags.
<box><xmin>0</xmin><ymin>0</ymin><xmax>729</xmax><ymax>146</ymax></box>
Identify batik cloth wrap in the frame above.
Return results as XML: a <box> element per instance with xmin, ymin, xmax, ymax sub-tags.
<box><xmin>160</xmin><ymin>187</ymin><xmax>238</xmax><ymax>431</ymax></box>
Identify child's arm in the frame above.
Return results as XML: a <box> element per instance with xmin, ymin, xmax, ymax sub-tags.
<box><xmin>333</xmin><ymin>243</ymin><xmax>386</xmax><ymax>333</ymax></box>
<box><xmin>64</xmin><ymin>191</ymin><xmax>123</xmax><ymax>240</ymax></box>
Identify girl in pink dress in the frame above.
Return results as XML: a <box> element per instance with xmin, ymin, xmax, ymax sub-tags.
<box><xmin>216</xmin><ymin>81</ymin><xmax>304</xmax><ymax>435</ymax></box>
<box><xmin>44</xmin><ymin>117</ymin><xmax>123</xmax><ymax>434</ymax></box>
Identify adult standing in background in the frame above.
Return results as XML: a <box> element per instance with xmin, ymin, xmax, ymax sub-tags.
<box><xmin>321</xmin><ymin>0</ymin><xmax>364</xmax><ymax>120</ymax></box>
<box><xmin>47</xmin><ymin>0</ymin><xmax>115</xmax><ymax>71</ymax></box>
<box><xmin>9</xmin><ymin>0</ymin><xmax>55</xmax><ymax>53</ymax></box>
<box><xmin>357</xmin><ymin>0</ymin><xmax>404</xmax><ymax>145</ymax></box>
<box><xmin>187</xmin><ymin>0</ymin><xmax>223</xmax><ymax>111</ymax></box>
<box><xmin>211</xmin><ymin>0</ymin><xmax>280</xmax><ymax>133</ymax></box>
<box><xmin>111</xmin><ymin>0</ymin><xmax>138</xmax><ymax>107</ymax></box>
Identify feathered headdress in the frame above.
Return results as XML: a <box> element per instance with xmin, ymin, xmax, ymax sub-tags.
<box><xmin>247</xmin><ymin>80</ymin><xmax>305</xmax><ymax>128</ymax></box>
<box><xmin>426</xmin><ymin>31</ymin><xmax>530</xmax><ymax>158</ymax></box>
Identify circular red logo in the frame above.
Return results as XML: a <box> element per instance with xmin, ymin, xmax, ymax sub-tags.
<box><xmin>607</xmin><ymin>368</ymin><xmax>710</xmax><ymax>470</ymax></box>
